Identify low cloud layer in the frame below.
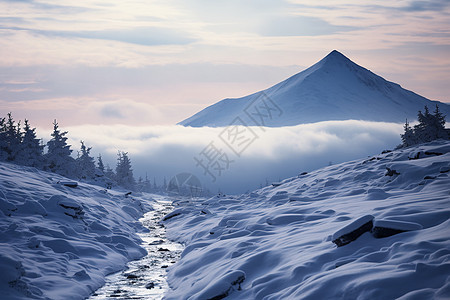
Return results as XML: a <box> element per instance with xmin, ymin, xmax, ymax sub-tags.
<box><xmin>38</xmin><ymin>120</ymin><xmax>403</xmax><ymax>194</ymax></box>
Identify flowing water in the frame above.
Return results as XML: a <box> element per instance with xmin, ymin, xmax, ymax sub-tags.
<box><xmin>88</xmin><ymin>195</ymin><xmax>183</xmax><ymax>300</ymax></box>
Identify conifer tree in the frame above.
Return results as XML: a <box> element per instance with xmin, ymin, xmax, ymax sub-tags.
<box><xmin>104</xmin><ymin>164</ymin><xmax>115</xmax><ymax>180</ymax></box>
<box><xmin>400</xmin><ymin>105</ymin><xmax>449</xmax><ymax>147</ymax></box>
<box><xmin>3</xmin><ymin>113</ymin><xmax>22</xmax><ymax>161</ymax></box>
<box><xmin>115</xmin><ymin>151</ymin><xmax>135</xmax><ymax>189</ymax></box>
<box><xmin>45</xmin><ymin>120</ymin><xmax>75</xmax><ymax>178</ymax></box>
<box><xmin>0</xmin><ymin>117</ymin><xmax>7</xmax><ymax>161</ymax></box>
<box><xmin>97</xmin><ymin>154</ymin><xmax>105</xmax><ymax>173</ymax></box>
<box><xmin>76</xmin><ymin>141</ymin><xmax>96</xmax><ymax>180</ymax></box>
<box><xmin>400</xmin><ymin>119</ymin><xmax>415</xmax><ymax>147</ymax></box>
<box><xmin>15</xmin><ymin>119</ymin><xmax>44</xmax><ymax>167</ymax></box>
<box><xmin>432</xmin><ymin>104</ymin><xmax>447</xmax><ymax>139</ymax></box>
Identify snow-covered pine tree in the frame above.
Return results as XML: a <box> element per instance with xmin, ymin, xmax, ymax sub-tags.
<box><xmin>15</xmin><ymin>119</ymin><xmax>44</xmax><ymax>167</ymax></box>
<box><xmin>76</xmin><ymin>141</ymin><xmax>96</xmax><ymax>180</ymax></box>
<box><xmin>45</xmin><ymin>120</ymin><xmax>76</xmax><ymax>178</ymax></box>
<box><xmin>413</xmin><ymin>106</ymin><xmax>431</xmax><ymax>144</ymax></box>
<box><xmin>115</xmin><ymin>151</ymin><xmax>135</xmax><ymax>190</ymax></box>
<box><xmin>143</xmin><ymin>173</ymin><xmax>151</xmax><ymax>192</ymax></box>
<box><xmin>400</xmin><ymin>119</ymin><xmax>416</xmax><ymax>147</ymax></box>
<box><xmin>0</xmin><ymin>116</ymin><xmax>7</xmax><ymax>161</ymax></box>
<box><xmin>97</xmin><ymin>154</ymin><xmax>105</xmax><ymax>173</ymax></box>
<box><xmin>432</xmin><ymin>104</ymin><xmax>448</xmax><ymax>139</ymax></box>
<box><xmin>399</xmin><ymin>105</ymin><xmax>449</xmax><ymax>148</ymax></box>
<box><xmin>3</xmin><ymin>113</ymin><xmax>22</xmax><ymax>161</ymax></box>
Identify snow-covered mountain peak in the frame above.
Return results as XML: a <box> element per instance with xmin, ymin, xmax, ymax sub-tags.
<box><xmin>179</xmin><ymin>50</ymin><xmax>450</xmax><ymax>127</ymax></box>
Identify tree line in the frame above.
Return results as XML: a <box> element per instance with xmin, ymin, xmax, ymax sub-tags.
<box><xmin>0</xmin><ymin>113</ymin><xmax>159</xmax><ymax>191</ymax></box>
<box><xmin>400</xmin><ymin>104</ymin><xmax>449</xmax><ymax>148</ymax></box>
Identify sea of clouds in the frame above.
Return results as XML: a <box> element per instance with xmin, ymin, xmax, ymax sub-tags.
<box><xmin>38</xmin><ymin>120</ymin><xmax>403</xmax><ymax>194</ymax></box>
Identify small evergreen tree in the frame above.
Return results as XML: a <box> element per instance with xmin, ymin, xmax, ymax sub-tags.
<box><xmin>400</xmin><ymin>119</ymin><xmax>416</xmax><ymax>147</ymax></box>
<box><xmin>115</xmin><ymin>151</ymin><xmax>135</xmax><ymax>189</ymax></box>
<box><xmin>97</xmin><ymin>154</ymin><xmax>105</xmax><ymax>173</ymax></box>
<box><xmin>432</xmin><ymin>104</ymin><xmax>447</xmax><ymax>139</ymax></box>
<box><xmin>76</xmin><ymin>141</ymin><xmax>96</xmax><ymax>180</ymax></box>
<box><xmin>104</xmin><ymin>164</ymin><xmax>115</xmax><ymax>179</ymax></box>
<box><xmin>3</xmin><ymin>113</ymin><xmax>22</xmax><ymax>161</ymax></box>
<box><xmin>15</xmin><ymin>119</ymin><xmax>44</xmax><ymax>167</ymax></box>
<box><xmin>0</xmin><ymin>117</ymin><xmax>7</xmax><ymax>161</ymax></box>
<box><xmin>45</xmin><ymin>119</ymin><xmax>76</xmax><ymax>178</ymax></box>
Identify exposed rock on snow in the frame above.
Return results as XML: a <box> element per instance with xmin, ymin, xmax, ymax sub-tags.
<box><xmin>332</xmin><ymin>215</ymin><xmax>374</xmax><ymax>247</ymax></box>
<box><xmin>385</xmin><ymin>167</ymin><xmax>400</xmax><ymax>176</ymax></box>
<box><xmin>372</xmin><ymin>219</ymin><xmax>423</xmax><ymax>238</ymax></box>
<box><xmin>57</xmin><ymin>180</ymin><xmax>78</xmax><ymax>188</ymax></box>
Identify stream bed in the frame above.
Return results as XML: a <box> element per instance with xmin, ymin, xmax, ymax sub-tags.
<box><xmin>88</xmin><ymin>195</ymin><xmax>183</xmax><ymax>300</ymax></box>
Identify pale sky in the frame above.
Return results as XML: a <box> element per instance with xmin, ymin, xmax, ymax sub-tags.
<box><xmin>1</xmin><ymin>0</ymin><xmax>450</xmax><ymax>128</ymax></box>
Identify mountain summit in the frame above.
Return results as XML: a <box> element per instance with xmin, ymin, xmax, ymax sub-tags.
<box><xmin>179</xmin><ymin>50</ymin><xmax>450</xmax><ymax>127</ymax></box>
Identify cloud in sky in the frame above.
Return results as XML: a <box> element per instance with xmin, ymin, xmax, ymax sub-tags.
<box><xmin>37</xmin><ymin>120</ymin><xmax>403</xmax><ymax>194</ymax></box>
<box><xmin>2</xmin><ymin>26</ymin><xmax>196</xmax><ymax>46</ymax></box>
<box><xmin>0</xmin><ymin>0</ymin><xmax>449</xmax><ymax>128</ymax></box>
<box><xmin>259</xmin><ymin>15</ymin><xmax>357</xmax><ymax>36</ymax></box>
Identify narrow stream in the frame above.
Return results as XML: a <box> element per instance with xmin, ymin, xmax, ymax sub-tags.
<box><xmin>88</xmin><ymin>195</ymin><xmax>183</xmax><ymax>300</ymax></box>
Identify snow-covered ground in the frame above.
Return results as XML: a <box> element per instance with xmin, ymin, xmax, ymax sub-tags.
<box><xmin>0</xmin><ymin>162</ymin><xmax>152</xmax><ymax>299</ymax></box>
<box><xmin>162</xmin><ymin>140</ymin><xmax>450</xmax><ymax>299</ymax></box>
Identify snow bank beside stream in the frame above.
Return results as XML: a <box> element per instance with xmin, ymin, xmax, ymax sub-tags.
<box><xmin>0</xmin><ymin>162</ymin><xmax>152</xmax><ymax>300</ymax></box>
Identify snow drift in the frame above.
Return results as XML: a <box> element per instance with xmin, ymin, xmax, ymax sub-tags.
<box><xmin>0</xmin><ymin>163</ymin><xmax>151</xmax><ymax>299</ymax></box>
<box><xmin>162</xmin><ymin>140</ymin><xmax>450</xmax><ymax>299</ymax></box>
<box><xmin>179</xmin><ymin>50</ymin><xmax>450</xmax><ymax>127</ymax></box>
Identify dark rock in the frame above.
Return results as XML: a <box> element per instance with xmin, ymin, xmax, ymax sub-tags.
<box><xmin>162</xmin><ymin>212</ymin><xmax>181</xmax><ymax>221</ymax></box>
<box><xmin>409</xmin><ymin>152</ymin><xmax>421</xmax><ymax>160</ymax></box>
<box><xmin>385</xmin><ymin>167</ymin><xmax>400</xmax><ymax>176</ymax></box>
<box><xmin>58</xmin><ymin>181</ymin><xmax>78</xmax><ymax>188</ymax></box>
<box><xmin>440</xmin><ymin>166</ymin><xmax>450</xmax><ymax>173</ymax></box>
<box><xmin>126</xmin><ymin>274</ymin><xmax>139</xmax><ymax>279</ymax></box>
<box><xmin>149</xmin><ymin>240</ymin><xmax>164</xmax><ymax>245</ymax></box>
<box><xmin>372</xmin><ymin>219</ymin><xmax>422</xmax><ymax>238</ymax></box>
<box><xmin>158</xmin><ymin>248</ymin><xmax>170</xmax><ymax>252</ymax></box>
<box><xmin>424</xmin><ymin>175</ymin><xmax>436</xmax><ymax>180</ymax></box>
<box><xmin>381</xmin><ymin>150</ymin><xmax>392</xmax><ymax>154</ymax></box>
<box><xmin>161</xmin><ymin>265</ymin><xmax>169</xmax><ymax>268</ymax></box>
<box><xmin>372</xmin><ymin>227</ymin><xmax>407</xmax><ymax>238</ymax></box>
<box><xmin>332</xmin><ymin>215</ymin><xmax>374</xmax><ymax>247</ymax></box>
<box><xmin>145</xmin><ymin>282</ymin><xmax>155</xmax><ymax>289</ymax></box>
<box><xmin>424</xmin><ymin>151</ymin><xmax>443</xmax><ymax>156</ymax></box>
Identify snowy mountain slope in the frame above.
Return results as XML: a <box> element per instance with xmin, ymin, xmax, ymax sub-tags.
<box><xmin>0</xmin><ymin>162</ymin><xmax>152</xmax><ymax>300</ymax></box>
<box><xmin>179</xmin><ymin>50</ymin><xmax>450</xmax><ymax>127</ymax></box>
<box><xmin>162</xmin><ymin>140</ymin><xmax>450</xmax><ymax>299</ymax></box>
